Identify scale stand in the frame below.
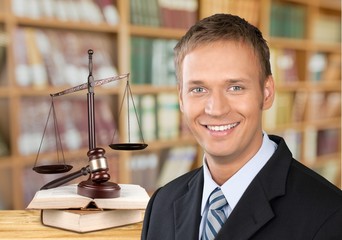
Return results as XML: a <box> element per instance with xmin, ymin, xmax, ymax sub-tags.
<box><xmin>75</xmin><ymin>50</ymin><xmax>119</xmax><ymax>198</ymax></box>
<box><xmin>37</xmin><ymin>49</ymin><xmax>147</xmax><ymax>198</ymax></box>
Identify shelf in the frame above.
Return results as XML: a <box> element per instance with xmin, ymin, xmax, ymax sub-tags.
<box><xmin>266</xmin><ymin>117</ymin><xmax>341</xmax><ymax>132</ymax></box>
<box><xmin>269</xmin><ymin>37</ymin><xmax>341</xmax><ymax>52</ymax></box>
<box><xmin>131</xmin><ymin>85</ymin><xmax>178</xmax><ymax>94</ymax></box>
<box><xmin>10</xmin><ymin>85</ymin><xmax>121</xmax><ymax>97</ymax></box>
<box><xmin>15</xmin><ymin>17</ymin><xmax>119</xmax><ymax>33</ymax></box>
<box><xmin>276</xmin><ymin>81</ymin><xmax>341</xmax><ymax>91</ymax></box>
<box><xmin>130</xmin><ymin>25</ymin><xmax>186</xmax><ymax>39</ymax></box>
<box><xmin>318</xmin><ymin>0</ymin><xmax>341</xmax><ymax>10</ymax></box>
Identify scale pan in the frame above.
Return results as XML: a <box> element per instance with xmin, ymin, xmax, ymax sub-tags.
<box><xmin>33</xmin><ymin>165</ymin><xmax>73</xmax><ymax>174</ymax></box>
<box><xmin>109</xmin><ymin>143</ymin><xmax>148</xmax><ymax>151</ymax></box>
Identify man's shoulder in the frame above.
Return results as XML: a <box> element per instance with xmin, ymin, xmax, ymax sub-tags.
<box><xmin>288</xmin><ymin>159</ymin><xmax>342</xmax><ymax>206</ymax></box>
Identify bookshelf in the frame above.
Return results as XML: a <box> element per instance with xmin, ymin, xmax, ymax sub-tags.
<box><xmin>0</xmin><ymin>0</ymin><xmax>340</xmax><ymax>209</ymax></box>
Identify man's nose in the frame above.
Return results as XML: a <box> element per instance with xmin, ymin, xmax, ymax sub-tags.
<box><xmin>204</xmin><ymin>91</ymin><xmax>230</xmax><ymax>117</ymax></box>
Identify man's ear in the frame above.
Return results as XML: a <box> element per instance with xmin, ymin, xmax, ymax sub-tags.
<box><xmin>262</xmin><ymin>76</ymin><xmax>275</xmax><ymax>110</ymax></box>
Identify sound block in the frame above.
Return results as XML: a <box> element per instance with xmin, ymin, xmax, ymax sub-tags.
<box><xmin>77</xmin><ymin>180</ymin><xmax>121</xmax><ymax>198</ymax></box>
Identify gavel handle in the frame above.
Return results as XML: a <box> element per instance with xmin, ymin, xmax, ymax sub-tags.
<box><xmin>40</xmin><ymin>166</ymin><xmax>90</xmax><ymax>190</ymax></box>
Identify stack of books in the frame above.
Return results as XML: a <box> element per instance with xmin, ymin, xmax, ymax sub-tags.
<box><xmin>27</xmin><ymin>184</ymin><xmax>150</xmax><ymax>233</ymax></box>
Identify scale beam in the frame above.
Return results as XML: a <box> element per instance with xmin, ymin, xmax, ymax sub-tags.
<box><xmin>50</xmin><ymin>73</ymin><xmax>129</xmax><ymax>97</ymax></box>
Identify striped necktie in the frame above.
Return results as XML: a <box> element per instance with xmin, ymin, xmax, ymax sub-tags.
<box><xmin>202</xmin><ymin>188</ymin><xmax>228</xmax><ymax>240</ymax></box>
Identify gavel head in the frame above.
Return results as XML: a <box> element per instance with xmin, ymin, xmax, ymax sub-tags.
<box><xmin>87</xmin><ymin>148</ymin><xmax>110</xmax><ymax>183</ymax></box>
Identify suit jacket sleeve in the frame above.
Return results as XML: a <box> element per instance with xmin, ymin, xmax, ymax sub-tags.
<box><xmin>141</xmin><ymin>187</ymin><xmax>161</xmax><ymax>240</ymax></box>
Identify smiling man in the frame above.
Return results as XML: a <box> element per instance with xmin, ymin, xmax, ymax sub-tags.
<box><xmin>141</xmin><ymin>14</ymin><xmax>342</xmax><ymax>240</ymax></box>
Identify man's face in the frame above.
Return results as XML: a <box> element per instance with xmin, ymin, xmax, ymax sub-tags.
<box><xmin>179</xmin><ymin>41</ymin><xmax>274</xmax><ymax>164</ymax></box>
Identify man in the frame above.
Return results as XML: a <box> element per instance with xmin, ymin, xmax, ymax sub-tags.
<box><xmin>141</xmin><ymin>14</ymin><xmax>342</xmax><ymax>240</ymax></box>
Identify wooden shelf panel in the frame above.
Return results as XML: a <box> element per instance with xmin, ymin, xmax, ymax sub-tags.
<box><xmin>9</xmin><ymin>86</ymin><xmax>121</xmax><ymax>97</ymax></box>
<box><xmin>265</xmin><ymin>117</ymin><xmax>341</xmax><ymax>132</ymax></box>
<box><xmin>318</xmin><ymin>0</ymin><xmax>341</xmax><ymax>10</ymax></box>
<box><xmin>270</xmin><ymin>37</ymin><xmax>341</xmax><ymax>52</ymax></box>
<box><xmin>14</xmin><ymin>17</ymin><xmax>119</xmax><ymax>33</ymax></box>
<box><xmin>276</xmin><ymin>81</ymin><xmax>341</xmax><ymax>91</ymax></box>
<box><xmin>130</xmin><ymin>25</ymin><xmax>186</xmax><ymax>39</ymax></box>
<box><xmin>131</xmin><ymin>85</ymin><xmax>178</xmax><ymax>94</ymax></box>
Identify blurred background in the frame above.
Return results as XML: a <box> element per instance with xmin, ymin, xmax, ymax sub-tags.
<box><xmin>0</xmin><ymin>0</ymin><xmax>340</xmax><ymax>209</ymax></box>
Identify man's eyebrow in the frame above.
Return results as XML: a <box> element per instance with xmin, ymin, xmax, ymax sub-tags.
<box><xmin>187</xmin><ymin>80</ymin><xmax>205</xmax><ymax>85</ymax></box>
<box><xmin>186</xmin><ymin>78</ymin><xmax>248</xmax><ymax>86</ymax></box>
<box><xmin>225</xmin><ymin>78</ymin><xmax>247</xmax><ymax>83</ymax></box>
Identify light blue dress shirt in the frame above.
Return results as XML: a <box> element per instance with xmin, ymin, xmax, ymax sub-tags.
<box><xmin>199</xmin><ymin>133</ymin><xmax>277</xmax><ymax>239</ymax></box>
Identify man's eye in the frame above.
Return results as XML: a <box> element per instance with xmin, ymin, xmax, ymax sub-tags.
<box><xmin>230</xmin><ymin>86</ymin><xmax>243</xmax><ymax>91</ymax></box>
<box><xmin>192</xmin><ymin>87</ymin><xmax>205</xmax><ymax>93</ymax></box>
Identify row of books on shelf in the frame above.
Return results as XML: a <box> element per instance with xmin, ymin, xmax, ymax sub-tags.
<box><xmin>278</xmin><ymin>127</ymin><xmax>340</xmax><ymax>163</ymax></box>
<box><xmin>270</xmin><ymin>1</ymin><xmax>341</xmax><ymax>42</ymax></box>
<box><xmin>264</xmin><ymin>90</ymin><xmax>341</xmax><ymax>128</ymax></box>
<box><xmin>17</xmin><ymin>91</ymin><xmax>183</xmax><ymax>156</ymax></box>
<box><xmin>13</xmin><ymin>27</ymin><xmax>118</xmax><ymax>88</ymax></box>
<box><xmin>312</xmin><ymin>14</ymin><xmax>341</xmax><ymax>43</ymax></box>
<box><xmin>276</xmin><ymin>127</ymin><xmax>340</xmax><ymax>187</ymax></box>
<box><xmin>130</xmin><ymin>37</ymin><xmax>178</xmax><ymax>86</ymax></box>
<box><xmin>270</xmin><ymin>2</ymin><xmax>306</xmax><ymax>39</ymax></box>
<box><xmin>12</xmin><ymin>0</ymin><xmax>119</xmax><ymax>25</ymax></box>
<box><xmin>18</xmin><ymin>96</ymin><xmax>117</xmax><ymax>156</ymax></box>
<box><xmin>129</xmin><ymin>92</ymin><xmax>182</xmax><ymax>142</ymax></box>
<box><xmin>270</xmin><ymin>48</ymin><xmax>300</xmax><ymax>83</ymax></box>
<box><xmin>271</xmin><ymin>49</ymin><xmax>341</xmax><ymax>84</ymax></box>
<box><xmin>308</xmin><ymin>53</ymin><xmax>341</xmax><ymax>82</ymax></box>
<box><xmin>129</xmin><ymin>145</ymin><xmax>197</xmax><ymax>192</ymax></box>
<box><xmin>130</xmin><ymin>0</ymin><xmax>198</xmax><ymax>29</ymax></box>
<box><xmin>200</xmin><ymin>0</ymin><xmax>259</xmax><ymax>27</ymax></box>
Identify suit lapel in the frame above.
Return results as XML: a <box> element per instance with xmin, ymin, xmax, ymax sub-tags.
<box><xmin>174</xmin><ymin>168</ymin><xmax>204</xmax><ymax>240</ymax></box>
<box><xmin>217</xmin><ymin>180</ymin><xmax>274</xmax><ymax>240</ymax></box>
<box><xmin>217</xmin><ymin>135</ymin><xmax>292</xmax><ymax>240</ymax></box>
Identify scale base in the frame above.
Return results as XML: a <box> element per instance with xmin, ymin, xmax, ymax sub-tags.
<box><xmin>77</xmin><ymin>180</ymin><xmax>121</xmax><ymax>198</ymax></box>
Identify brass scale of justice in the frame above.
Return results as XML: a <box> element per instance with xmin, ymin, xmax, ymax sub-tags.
<box><xmin>33</xmin><ymin>49</ymin><xmax>148</xmax><ymax>198</ymax></box>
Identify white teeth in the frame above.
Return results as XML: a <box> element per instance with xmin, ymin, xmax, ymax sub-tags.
<box><xmin>207</xmin><ymin>123</ymin><xmax>238</xmax><ymax>131</ymax></box>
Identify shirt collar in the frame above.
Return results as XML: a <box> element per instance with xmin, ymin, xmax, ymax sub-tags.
<box><xmin>201</xmin><ymin>132</ymin><xmax>277</xmax><ymax>215</ymax></box>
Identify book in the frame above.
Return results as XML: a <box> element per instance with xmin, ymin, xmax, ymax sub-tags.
<box><xmin>291</xmin><ymin>91</ymin><xmax>308</xmax><ymax>122</ymax></box>
<box><xmin>129</xmin><ymin>153</ymin><xmax>159</xmax><ymax>192</ymax></box>
<box><xmin>303</xmin><ymin>126</ymin><xmax>318</xmax><ymax>164</ymax></box>
<box><xmin>270</xmin><ymin>2</ymin><xmax>306</xmax><ymax>39</ymax></box>
<box><xmin>13</xmin><ymin>28</ymin><xmax>31</xmax><ymax>87</ymax></box>
<box><xmin>140</xmin><ymin>94</ymin><xmax>157</xmax><ymax>141</ymax></box>
<box><xmin>157</xmin><ymin>93</ymin><xmax>180</xmax><ymax>140</ymax></box>
<box><xmin>317</xmin><ymin>128</ymin><xmax>339</xmax><ymax>157</ymax></box>
<box><xmin>41</xmin><ymin>208</ymin><xmax>144</xmax><ymax>233</ymax></box>
<box><xmin>95</xmin><ymin>0</ymin><xmax>120</xmax><ymax>25</ymax></box>
<box><xmin>313</xmin><ymin>14</ymin><xmax>341</xmax><ymax>43</ymax></box>
<box><xmin>157</xmin><ymin>146</ymin><xmax>197</xmax><ymax>187</ymax></box>
<box><xmin>27</xmin><ymin>183</ymin><xmax>150</xmax><ymax>210</ymax></box>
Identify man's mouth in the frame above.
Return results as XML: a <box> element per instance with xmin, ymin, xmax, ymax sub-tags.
<box><xmin>206</xmin><ymin>123</ymin><xmax>239</xmax><ymax>132</ymax></box>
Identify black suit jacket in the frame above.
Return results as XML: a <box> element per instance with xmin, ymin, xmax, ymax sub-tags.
<box><xmin>141</xmin><ymin>135</ymin><xmax>342</xmax><ymax>240</ymax></box>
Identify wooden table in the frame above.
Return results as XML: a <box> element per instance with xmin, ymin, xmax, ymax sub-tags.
<box><xmin>0</xmin><ymin>210</ymin><xmax>142</xmax><ymax>239</ymax></box>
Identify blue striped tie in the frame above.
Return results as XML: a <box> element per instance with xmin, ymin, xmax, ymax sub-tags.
<box><xmin>203</xmin><ymin>188</ymin><xmax>228</xmax><ymax>240</ymax></box>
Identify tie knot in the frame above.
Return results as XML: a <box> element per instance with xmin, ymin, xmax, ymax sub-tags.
<box><xmin>209</xmin><ymin>188</ymin><xmax>227</xmax><ymax>210</ymax></box>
